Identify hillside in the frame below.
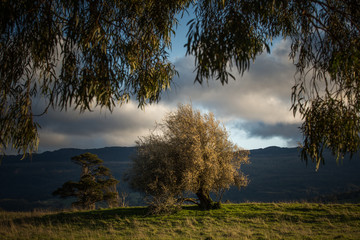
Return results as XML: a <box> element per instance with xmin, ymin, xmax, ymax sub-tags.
<box><xmin>0</xmin><ymin>146</ymin><xmax>359</xmax><ymax>211</ymax></box>
<box><xmin>226</xmin><ymin>147</ymin><xmax>360</xmax><ymax>203</ymax></box>
<box><xmin>1</xmin><ymin>203</ymin><xmax>360</xmax><ymax>239</ymax></box>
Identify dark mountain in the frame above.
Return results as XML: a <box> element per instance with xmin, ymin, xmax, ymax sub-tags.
<box><xmin>0</xmin><ymin>147</ymin><xmax>137</xmax><ymax>211</ymax></box>
<box><xmin>224</xmin><ymin>147</ymin><xmax>360</xmax><ymax>203</ymax></box>
<box><xmin>0</xmin><ymin>146</ymin><xmax>359</xmax><ymax>211</ymax></box>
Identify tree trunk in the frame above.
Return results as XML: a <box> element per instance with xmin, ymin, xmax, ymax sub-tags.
<box><xmin>196</xmin><ymin>188</ymin><xmax>221</xmax><ymax>210</ymax></box>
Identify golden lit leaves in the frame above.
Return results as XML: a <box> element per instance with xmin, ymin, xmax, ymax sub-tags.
<box><xmin>127</xmin><ymin>104</ymin><xmax>249</xmax><ymax>211</ymax></box>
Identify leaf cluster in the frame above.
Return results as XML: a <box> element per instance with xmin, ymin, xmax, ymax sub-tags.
<box><xmin>186</xmin><ymin>0</ymin><xmax>294</xmax><ymax>84</ymax></box>
<box><xmin>186</xmin><ymin>0</ymin><xmax>360</xmax><ymax>166</ymax></box>
<box><xmin>287</xmin><ymin>0</ymin><xmax>360</xmax><ymax>166</ymax></box>
<box><xmin>0</xmin><ymin>0</ymin><xmax>191</xmax><ymax>155</ymax></box>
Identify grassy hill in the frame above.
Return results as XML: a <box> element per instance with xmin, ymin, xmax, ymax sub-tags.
<box><xmin>1</xmin><ymin>203</ymin><xmax>360</xmax><ymax>239</ymax></box>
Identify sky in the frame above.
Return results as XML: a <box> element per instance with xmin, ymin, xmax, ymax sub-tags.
<box><xmin>32</xmin><ymin>14</ymin><xmax>303</xmax><ymax>153</ymax></box>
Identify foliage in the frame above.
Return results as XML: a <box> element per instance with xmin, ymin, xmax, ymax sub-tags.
<box><xmin>1</xmin><ymin>203</ymin><xmax>360</xmax><ymax>239</ymax></box>
<box><xmin>186</xmin><ymin>0</ymin><xmax>360</xmax><ymax>167</ymax></box>
<box><xmin>53</xmin><ymin>152</ymin><xmax>119</xmax><ymax>209</ymax></box>
<box><xmin>287</xmin><ymin>1</ymin><xmax>360</xmax><ymax>168</ymax></box>
<box><xmin>1</xmin><ymin>1</ymin><xmax>359</xmax><ymax>167</ymax></box>
<box><xmin>0</xmin><ymin>0</ymin><xmax>189</xmax><ymax>155</ymax></box>
<box><xmin>127</xmin><ymin>104</ymin><xmax>249</xmax><ymax>212</ymax></box>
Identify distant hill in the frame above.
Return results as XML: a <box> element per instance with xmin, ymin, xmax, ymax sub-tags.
<box><xmin>225</xmin><ymin>147</ymin><xmax>360</xmax><ymax>203</ymax></box>
<box><xmin>0</xmin><ymin>146</ymin><xmax>359</xmax><ymax>211</ymax></box>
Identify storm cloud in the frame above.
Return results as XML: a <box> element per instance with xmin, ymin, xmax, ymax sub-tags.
<box><xmin>34</xmin><ymin>102</ymin><xmax>171</xmax><ymax>152</ymax></box>
<box><xmin>33</xmin><ymin>40</ymin><xmax>303</xmax><ymax>152</ymax></box>
<box><xmin>237</xmin><ymin>121</ymin><xmax>302</xmax><ymax>147</ymax></box>
<box><xmin>165</xmin><ymin>40</ymin><xmax>299</xmax><ymax>124</ymax></box>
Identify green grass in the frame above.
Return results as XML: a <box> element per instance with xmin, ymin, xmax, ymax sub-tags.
<box><xmin>1</xmin><ymin>203</ymin><xmax>360</xmax><ymax>239</ymax></box>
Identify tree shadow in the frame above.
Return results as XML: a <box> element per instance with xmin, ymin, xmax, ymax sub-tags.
<box><xmin>13</xmin><ymin>207</ymin><xmax>149</xmax><ymax>227</ymax></box>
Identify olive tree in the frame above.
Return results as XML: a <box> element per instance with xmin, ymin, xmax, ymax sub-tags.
<box><xmin>53</xmin><ymin>152</ymin><xmax>119</xmax><ymax>209</ymax></box>
<box><xmin>126</xmin><ymin>104</ymin><xmax>249</xmax><ymax>212</ymax></box>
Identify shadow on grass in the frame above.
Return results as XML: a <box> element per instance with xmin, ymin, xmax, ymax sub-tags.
<box><xmin>14</xmin><ymin>207</ymin><xmax>149</xmax><ymax>227</ymax></box>
<box><xmin>14</xmin><ymin>205</ymin><xmax>207</xmax><ymax>228</ymax></box>
<box><xmin>13</xmin><ymin>203</ymin><xmax>360</xmax><ymax>229</ymax></box>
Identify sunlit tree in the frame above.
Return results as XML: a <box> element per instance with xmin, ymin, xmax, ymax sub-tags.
<box><xmin>53</xmin><ymin>153</ymin><xmax>119</xmax><ymax>209</ymax></box>
<box><xmin>126</xmin><ymin>104</ymin><xmax>249</xmax><ymax>212</ymax></box>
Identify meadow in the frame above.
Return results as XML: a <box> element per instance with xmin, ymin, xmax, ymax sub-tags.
<box><xmin>1</xmin><ymin>203</ymin><xmax>360</xmax><ymax>239</ymax></box>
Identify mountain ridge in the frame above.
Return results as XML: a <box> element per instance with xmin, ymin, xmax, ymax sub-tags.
<box><xmin>1</xmin><ymin>146</ymin><xmax>359</xmax><ymax>211</ymax></box>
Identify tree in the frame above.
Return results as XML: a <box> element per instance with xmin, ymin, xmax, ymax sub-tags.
<box><xmin>53</xmin><ymin>152</ymin><xmax>119</xmax><ymax>209</ymax></box>
<box><xmin>1</xmin><ymin>1</ymin><xmax>359</xmax><ymax>167</ymax></box>
<box><xmin>0</xmin><ymin>0</ymin><xmax>189</xmax><ymax>156</ymax></box>
<box><xmin>126</xmin><ymin>104</ymin><xmax>249</xmax><ymax>212</ymax></box>
<box><xmin>186</xmin><ymin>0</ymin><xmax>360</xmax><ymax>168</ymax></box>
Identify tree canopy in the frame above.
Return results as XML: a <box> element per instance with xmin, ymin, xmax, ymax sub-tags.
<box><xmin>1</xmin><ymin>0</ymin><xmax>188</xmax><ymax>155</ymax></box>
<box><xmin>126</xmin><ymin>104</ymin><xmax>249</xmax><ymax>212</ymax></box>
<box><xmin>1</xmin><ymin>0</ymin><xmax>359</xmax><ymax>166</ymax></box>
<box><xmin>187</xmin><ymin>0</ymin><xmax>360</xmax><ymax>167</ymax></box>
<box><xmin>53</xmin><ymin>152</ymin><xmax>119</xmax><ymax>209</ymax></box>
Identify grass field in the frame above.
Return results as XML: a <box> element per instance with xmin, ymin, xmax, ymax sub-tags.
<box><xmin>1</xmin><ymin>203</ymin><xmax>360</xmax><ymax>239</ymax></box>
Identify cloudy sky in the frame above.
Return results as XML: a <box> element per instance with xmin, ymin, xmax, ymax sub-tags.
<box><xmin>32</xmin><ymin>17</ymin><xmax>303</xmax><ymax>153</ymax></box>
